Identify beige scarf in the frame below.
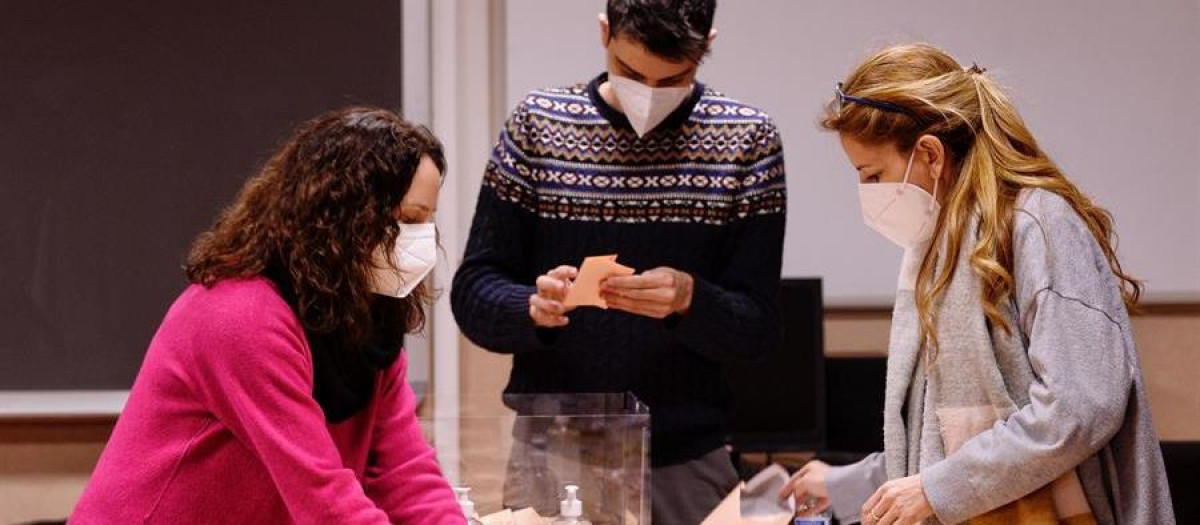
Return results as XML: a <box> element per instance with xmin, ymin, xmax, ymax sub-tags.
<box><xmin>886</xmin><ymin>217</ymin><xmax>1096</xmax><ymax>524</ymax></box>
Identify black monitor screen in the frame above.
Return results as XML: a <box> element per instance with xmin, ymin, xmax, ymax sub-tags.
<box><xmin>724</xmin><ymin>278</ymin><xmax>825</xmax><ymax>452</ymax></box>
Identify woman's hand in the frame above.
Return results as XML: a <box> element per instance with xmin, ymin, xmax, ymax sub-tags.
<box><xmin>861</xmin><ymin>474</ymin><xmax>934</xmax><ymax>525</ymax></box>
<box><xmin>779</xmin><ymin>460</ymin><xmax>832</xmax><ymax>516</ymax></box>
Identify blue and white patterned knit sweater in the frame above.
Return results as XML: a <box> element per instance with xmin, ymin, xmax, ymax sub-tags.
<box><xmin>452</xmin><ymin>73</ymin><xmax>787</xmax><ymax>466</ymax></box>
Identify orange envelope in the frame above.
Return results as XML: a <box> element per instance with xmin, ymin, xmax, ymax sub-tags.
<box><xmin>702</xmin><ymin>482</ymin><xmax>794</xmax><ymax>525</ymax></box>
<box><xmin>480</xmin><ymin>508</ymin><xmax>551</xmax><ymax>525</ymax></box>
<box><xmin>563</xmin><ymin>254</ymin><xmax>635</xmax><ymax>309</ymax></box>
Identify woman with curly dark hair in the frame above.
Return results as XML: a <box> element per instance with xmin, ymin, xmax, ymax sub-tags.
<box><xmin>72</xmin><ymin>107</ymin><xmax>464</xmax><ymax>524</ymax></box>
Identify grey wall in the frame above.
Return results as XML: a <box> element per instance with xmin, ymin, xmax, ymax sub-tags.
<box><xmin>0</xmin><ymin>0</ymin><xmax>404</xmax><ymax>389</ymax></box>
<box><xmin>504</xmin><ymin>0</ymin><xmax>1200</xmax><ymax>305</ymax></box>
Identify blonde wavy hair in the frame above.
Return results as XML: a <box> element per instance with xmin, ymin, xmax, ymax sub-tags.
<box><xmin>822</xmin><ymin>44</ymin><xmax>1141</xmax><ymax>351</ymax></box>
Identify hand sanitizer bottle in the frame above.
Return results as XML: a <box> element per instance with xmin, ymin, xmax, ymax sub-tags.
<box><xmin>551</xmin><ymin>484</ymin><xmax>591</xmax><ymax>525</ymax></box>
<box><xmin>454</xmin><ymin>486</ymin><xmax>484</xmax><ymax>525</ymax></box>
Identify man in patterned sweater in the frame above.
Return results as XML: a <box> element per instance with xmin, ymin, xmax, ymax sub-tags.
<box><xmin>451</xmin><ymin>0</ymin><xmax>786</xmax><ymax>521</ymax></box>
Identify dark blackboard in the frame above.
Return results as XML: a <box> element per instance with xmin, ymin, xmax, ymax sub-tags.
<box><xmin>0</xmin><ymin>1</ymin><xmax>403</xmax><ymax>389</ymax></box>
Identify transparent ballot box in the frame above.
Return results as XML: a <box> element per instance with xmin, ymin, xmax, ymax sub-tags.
<box><xmin>418</xmin><ymin>393</ymin><xmax>650</xmax><ymax>524</ymax></box>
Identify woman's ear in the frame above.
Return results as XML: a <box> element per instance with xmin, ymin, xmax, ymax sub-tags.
<box><xmin>917</xmin><ymin>135</ymin><xmax>946</xmax><ymax>182</ymax></box>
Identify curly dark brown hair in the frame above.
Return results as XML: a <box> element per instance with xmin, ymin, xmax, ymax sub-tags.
<box><xmin>186</xmin><ymin>107</ymin><xmax>445</xmax><ymax>344</ymax></box>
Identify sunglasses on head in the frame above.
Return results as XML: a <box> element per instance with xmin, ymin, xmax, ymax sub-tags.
<box><xmin>834</xmin><ymin>82</ymin><xmax>928</xmax><ymax>127</ymax></box>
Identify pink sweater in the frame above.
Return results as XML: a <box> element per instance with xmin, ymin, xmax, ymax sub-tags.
<box><xmin>72</xmin><ymin>277</ymin><xmax>464</xmax><ymax>524</ymax></box>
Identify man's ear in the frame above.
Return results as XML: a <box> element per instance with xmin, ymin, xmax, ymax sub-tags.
<box><xmin>599</xmin><ymin>13</ymin><xmax>611</xmax><ymax>47</ymax></box>
<box><xmin>708</xmin><ymin>28</ymin><xmax>718</xmax><ymax>46</ymax></box>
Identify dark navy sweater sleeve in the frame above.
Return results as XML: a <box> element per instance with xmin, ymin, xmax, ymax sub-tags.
<box><xmin>667</xmin><ymin>118</ymin><xmax>786</xmax><ymax>363</ymax></box>
<box><xmin>451</xmin><ymin>102</ymin><xmax>553</xmax><ymax>354</ymax></box>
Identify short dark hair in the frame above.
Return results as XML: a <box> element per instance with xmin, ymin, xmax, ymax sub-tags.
<box><xmin>606</xmin><ymin>0</ymin><xmax>716</xmax><ymax>63</ymax></box>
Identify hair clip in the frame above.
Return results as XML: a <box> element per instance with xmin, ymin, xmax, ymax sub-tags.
<box><xmin>967</xmin><ymin>63</ymin><xmax>988</xmax><ymax>75</ymax></box>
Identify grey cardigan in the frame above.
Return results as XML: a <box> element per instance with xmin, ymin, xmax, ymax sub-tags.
<box><xmin>825</xmin><ymin>189</ymin><xmax>1174</xmax><ymax>524</ymax></box>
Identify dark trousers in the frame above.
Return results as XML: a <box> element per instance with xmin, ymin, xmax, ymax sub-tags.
<box><xmin>650</xmin><ymin>447</ymin><xmax>739</xmax><ymax>525</ymax></box>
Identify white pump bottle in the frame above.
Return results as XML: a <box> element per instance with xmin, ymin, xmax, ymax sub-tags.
<box><xmin>551</xmin><ymin>484</ymin><xmax>591</xmax><ymax>525</ymax></box>
<box><xmin>454</xmin><ymin>486</ymin><xmax>484</xmax><ymax>525</ymax></box>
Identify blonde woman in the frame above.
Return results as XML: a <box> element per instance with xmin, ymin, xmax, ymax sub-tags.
<box><xmin>780</xmin><ymin>44</ymin><xmax>1174</xmax><ymax>524</ymax></box>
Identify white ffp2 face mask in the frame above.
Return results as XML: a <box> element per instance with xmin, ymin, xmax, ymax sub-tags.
<box><xmin>858</xmin><ymin>148</ymin><xmax>941</xmax><ymax>250</ymax></box>
<box><xmin>609</xmin><ymin>75</ymin><xmax>692</xmax><ymax>138</ymax></box>
<box><xmin>370</xmin><ymin>222</ymin><xmax>437</xmax><ymax>298</ymax></box>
